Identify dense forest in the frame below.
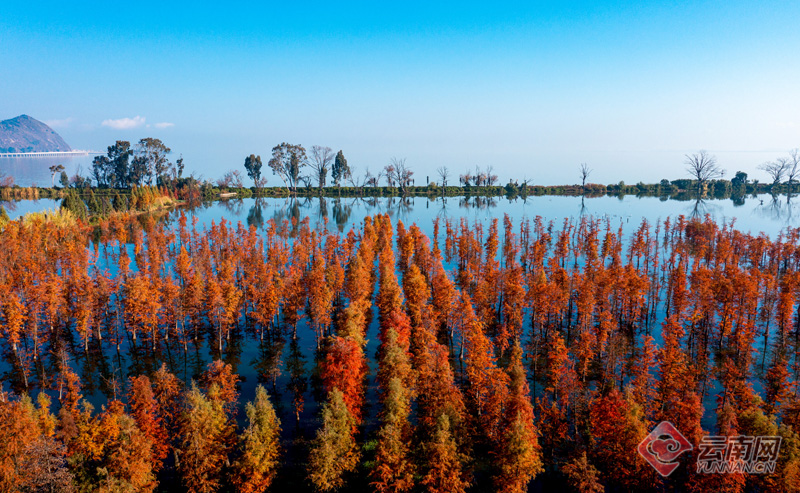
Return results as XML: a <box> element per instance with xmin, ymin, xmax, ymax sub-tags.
<box><xmin>2</xmin><ymin>209</ymin><xmax>800</xmax><ymax>492</ymax></box>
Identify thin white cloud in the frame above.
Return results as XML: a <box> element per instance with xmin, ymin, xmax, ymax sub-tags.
<box><xmin>44</xmin><ymin>117</ymin><xmax>74</xmax><ymax>128</ymax></box>
<box><xmin>101</xmin><ymin>115</ymin><xmax>146</xmax><ymax>130</ymax></box>
<box><xmin>154</xmin><ymin>122</ymin><xmax>175</xmax><ymax>129</ymax></box>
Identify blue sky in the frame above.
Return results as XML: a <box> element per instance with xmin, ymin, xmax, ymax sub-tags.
<box><xmin>2</xmin><ymin>1</ymin><xmax>799</xmax><ymax>185</ymax></box>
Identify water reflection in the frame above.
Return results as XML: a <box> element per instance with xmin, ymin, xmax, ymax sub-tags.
<box><xmin>688</xmin><ymin>197</ymin><xmax>722</xmax><ymax>219</ymax></box>
<box><xmin>218</xmin><ymin>198</ymin><xmax>245</xmax><ymax>216</ymax></box>
<box><xmin>331</xmin><ymin>198</ymin><xmax>353</xmax><ymax>231</ymax></box>
<box><xmin>755</xmin><ymin>193</ymin><xmax>798</xmax><ymax>222</ymax></box>
<box><xmin>6</xmin><ymin>191</ymin><xmax>800</xmax><ymax>240</ymax></box>
<box><xmin>247</xmin><ymin>199</ymin><xmax>264</xmax><ymax>230</ymax></box>
<box><xmin>167</xmin><ymin>193</ymin><xmax>800</xmax><ymax>241</ymax></box>
<box><xmin>459</xmin><ymin>195</ymin><xmax>497</xmax><ymax>210</ymax></box>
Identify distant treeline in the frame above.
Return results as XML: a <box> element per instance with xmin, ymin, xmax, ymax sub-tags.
<box><xmin>2</xmin><ymin>139</ymin><xmax>799</xmax><ymax>210</ymax></box>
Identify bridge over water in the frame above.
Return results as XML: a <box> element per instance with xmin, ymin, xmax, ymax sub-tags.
<box><xmin>0</xmin><ymin>150</ymin><xmax>99</xmax><ymax>158</ymax></box>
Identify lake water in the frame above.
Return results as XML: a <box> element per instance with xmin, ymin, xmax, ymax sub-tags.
<box><xmin>5</xmin><ymin>192</ymin><xmax>800</xmax><ymax>239</ymax></box>
<box><xmin>0</xmin><ymin>154</ymin><xmax>94</xmax><ymax>187</ymax></box>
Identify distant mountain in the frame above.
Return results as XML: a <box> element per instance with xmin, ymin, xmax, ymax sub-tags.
<box><xmin>0</xmin><ymin>115</ymin><xmax>72</xmax><ymax>153</ymax></box>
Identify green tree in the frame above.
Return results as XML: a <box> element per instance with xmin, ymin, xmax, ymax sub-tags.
<box><xmin>268</xmin><ymin>142</ymin><xmax>307</xmax><ymax>192</ymax></box>
<box><xmin>233</xmin><ymin>385</ymin><xmax>281</xmax><ymax>493</ymax></box>
<box><xmin>61</xmin><ymin>192</ymin><xmax>87</xmax><ymax>220</ymax></box>
<box><xmin>49</xmin><ymin>164</ymin><xmax>65</xmax><ymax>188</ymax></box>
<box><xmin>87</xmin><ymin>191</ymin><xmax>103</xmax><ymax>216</ymax></box>
<box><xmin>176</xmin><ymin>156</ymin><xmax>185</xmax><ymax>179</ymax></box>
<box><xmin>129</xmin><ymin>155</ymin><xmax>149</xmax><ymax>187</ymax></box>
<box><xmin>332</xmin><ymin>150</ymin><xmax>350</xmax><ymax>187</ymax></box>
<box><xmin>177</xmin><ymin>383</ymin><xmax>230</xmax><ymax>493</ymax></box>
<box><xmin>243</xmin><ymin>154</ymin><xmax>263</xmax><ymax>188</ymax></box>
<box><xmin>107</xmin><ymin>141</ymin><xmax>133</xmax><ymax>188</ymax></box>
<box><xmin>371</xmin><ymin>377</ymin><xmax>415</xmax><ymax>492</ymax></box>
<box><xmin>136</xmin><ymin>138</ymin><xmax>172</xmax><ymax>185</ymax></box>
<box><xmin>59</xmin><ymin>170</ymin><xmax>70</xmax><ymax>188</ymax></box>
<box><xmin>307</xmin><ymin>388</ymin><xmax>360</xmax><ymax>492</ymax></box>
<box><xmin>92</xmin><ymin>155</ymin><xmax>112</xmax><ymax>187</ymax></box>
<box><xmin>113</xmin><ymin>193</ymin><xmax>128</xmax><ymax>212</ymax></box>
<box><xmin>732</xmin><ymin>171</ymin><xmax>748</xmax><ymax>186</ymax></box>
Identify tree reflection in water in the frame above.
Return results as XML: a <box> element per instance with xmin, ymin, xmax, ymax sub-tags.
<box><xmin>755</xmin><ymin>193</ymin><xmax>797</xmax><ymax>223</ymax></box>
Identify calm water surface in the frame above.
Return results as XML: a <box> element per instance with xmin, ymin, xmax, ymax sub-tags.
<box><xmin>182</xmin><ymin>193</ymin><xmax>800</xmax><ymax>239</ymax></box>
<box><xmin>0</xmin><ymin>154</ymin><xmax>93</xmax><ymax>187</ymax></box>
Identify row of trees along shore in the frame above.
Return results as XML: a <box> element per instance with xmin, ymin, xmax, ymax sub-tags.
<box><xmin>3</xmin><ymin>211</ymin><xmax>800</xmax><ymax>490</ymax></box>
<box><xmin>2</xmin><ymin>141</ymin><xmax>799</xmax><ymax>200</ymax></box>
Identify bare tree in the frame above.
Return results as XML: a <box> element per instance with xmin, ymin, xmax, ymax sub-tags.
<box><xmin>474</xmin><ymin>165</ymin><xmax>487</xmax><ymax>187</ymax></box>
<box><xmin>217</xmin><ymin>169</ymin><xmax>244</xmax><ymax>188</ymax></box>
<box><xmin>485</xmin><ymin>165</ymin><xmax>498</xmax><ymax>186</ymax></box>
<box><xmin>19</xmin><ymin>437</ymin><xmax>75</xmax><ymax>493</ymax></box>
<box><xmin>459</xmin><ymin>170</ymin><xmax>473</xmax><ymax>187</ymax></box>
<box><xmin>0</xmin><ymin>170</ymin><xmax>15</xmax><ymax>187</ymax></box>
<box><xmin>347</xmin><ymin>166</ymin><xmax>368</xmax><ymax>190</ymax></box>
<box><xmin>436</xmin><ymin>166</ymin><xmax>450</xmax><ymax>188</ymax></box>
<box><xmin>384</xmin><ymin>164</ymin><xmax>396</xmax><ymax>187</ymax></box>
<box><xmin>759</xmin><ymin>158</ymin><xmax>789</xmax><ymax>187</ymax></box>
<box><xmin>384</xmin><ymin>158</ymin><xmax>414</xmax><ymax>195</ymax></box>
<box><xmin>787</xmin><ymin>149</ymin><xmax>800</xmax><ymax>187</ymax></box>
<box><xmin>579</xmin><ymin>163</ymin><xmax>592</xmax><ymax>188</ymax></box>
<box><xmin>309</xmin><ymin>145</ymin><xmax>334</xmax><ymax>189</ymax></box>
<box><xmin>685</xmin><ymin>150</ymin><xmax>724</xmax><ymax>191</ymax></box>
<box><xmin>365</xmin><ymin>168</ymin><xmax>382</xmax><ymax>188</ymax></box>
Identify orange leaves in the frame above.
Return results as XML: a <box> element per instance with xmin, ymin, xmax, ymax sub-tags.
<box><xmin>588</xmin><ymin>388</ymin><xmax>650</xmax><ymax>490</ymax></box>
<box><xmin>371</xmin><ymin>378</ymin><xmax>415</xmax><ymax>493</ymax></box>
<box><xmin>151</xmin><ymin>363</ymin><xmax>183</xmax><ymax>435</ymax></box>
<box><xmin>403</xmin><ymin>263</ymin><xmax>430</xmax><ymax>327</ymax></box>
<box><xmin>250</xmin><ymin>261</ymin><xmax>280</xmax><ymax>333</ymax></box>
<box><xmin>127</xmin><ymin>375</ymin><xmax>169</xmax><ymax>469</ymax></box>
<box><xmin>100</xmin><ymin>412</ymin><xmax>157</xmax><ymax>492</ymax></box>
<box><xmin>459</xmin><ymin>291</ymin><xmax>509</xmax><ymax>442</ymax></box>
<box><xmin>306</xmin><ymin>254</ymin><xmax>334</xmax><ymax>340</ymax></box>
<box><xmin>545</xmin><ymin>332</ymin><xmax>578</xmax><ymax>405</ymax></box>
<box><xmin>499</xmin><ymin>265</ymin><xmax>526</xmax><ymax>350</ymax></box>
<box><xmin>0</xmin><ymin>289</ymin><xmax>26</xmax><ymax>351</ymax></box>
<box><xmin>321</xmin><ymin>336</ymin><xmax>367</xmax><ymax>424</ymax></box>
<box><xmin>124</xmin><ymin>274</ymin><xmax>161</xmax><ymax>342</ymax></box>
<box><xmin>494</xmin><ymin>343</ymin><xmax>543</xmax><ymax>493</ymax></box>
<box><xmin>6</xmin><ymin>204</ymin><xmax>800</xmax><ymax>491</ymax></box>
<box><xmin>377</xmin><ymin>252</ymin><xmax>404</xmax><ymax>326</ymax></box>
<box><xmin>420</xmin><ymin>413</ymin><xmax>469</xmax><ymax>493</ymax></box>
<box><xmin>0</xmin><ymin>394</ymin><xmax>41</xmax><ymax>489</ymax></box>
<box><xmin>200</xmin><ymin>359</ymin><xmax>240</xmax><ymax>413</ymax></box>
